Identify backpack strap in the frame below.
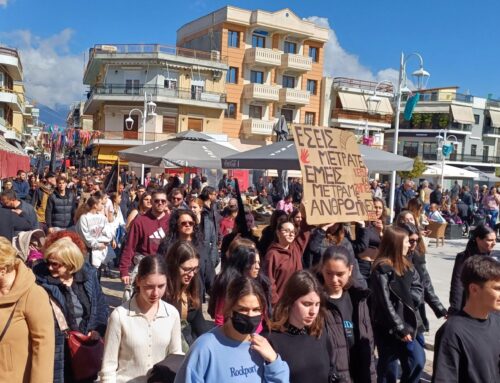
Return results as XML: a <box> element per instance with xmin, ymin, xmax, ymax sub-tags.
<box><xmin>49</xmin><ymin>297</ymin><xmax>69</xmax><ymax>332</ymax></box>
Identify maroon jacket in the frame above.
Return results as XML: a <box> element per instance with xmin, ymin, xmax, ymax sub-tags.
<box><xmin>264</xmin><ymin>223</ymin><xmax>312</xmax><ymax>305</ymax></box>
<box><xmin>119</xmin><ymin>210</ymin><xmax>170</xmax><ymax>277</ymax></box>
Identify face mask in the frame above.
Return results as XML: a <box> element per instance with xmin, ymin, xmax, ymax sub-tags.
<box><xmin>231</xmin><ymin>311</ymin><xmax>261</xmax><ymax>335</ymax></box>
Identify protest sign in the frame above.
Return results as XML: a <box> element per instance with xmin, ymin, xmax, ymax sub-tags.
<box><xmin>292</xmin><ymin>125</ymin><xmax>376</xmax><ymax>225</ymax></box>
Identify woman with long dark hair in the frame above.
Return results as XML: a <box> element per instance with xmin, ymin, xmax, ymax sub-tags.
<box><xmin>265</xmin><ymin>270</ymin><xmax>331</xmax><ymax>383</ymax></box>
<box><xmin>164</xmin><ymin>240</ymin><xmax>210</xmax><ymax>349</ymax></box>
<box><xmin>175</xmin><ymin>276</ymin><xmax>289</xmax><ymax>382</ymax></box>
<box><xmin>370</xmin><ymin>226</ymin><xmax>424</xmax><ymax>383</ymax></box>
<box><xmin>125</xmin><ymin>192</ymin><xmax>152</xmax><ymax>231</ymax></box>
<box><xmin>449</xmin><ymin>223</ymin><xmax>497</xmax><ymax>314</ymax></box>
<box><xmin>351</xmin><ymin>197</ymin><xmax>387</xmax><ymax>283</ymax></box>
<box><xmin>257</xmin><ymin>209</ymin><xmax>289</xmax><ymax>257</ymax></box>
<box><xmin>100</xmin><ymin>256</ymin><xmax>182</xmax><ymax>382</ymax></box>
<box><xmin>317</xmin><ymin>245</ymin><xmax>376</xmax><ymax>382</ymax></box>
<box><xmin>157</xmin><ymin>209</ymin><xmax>214</xmax><ymax>295</ymax></box>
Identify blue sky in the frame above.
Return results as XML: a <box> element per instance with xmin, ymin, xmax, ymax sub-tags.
<box><xmin>1</xmin><ymin>0</ymin><xmax>499</xmax><ymax>108</ymax></box>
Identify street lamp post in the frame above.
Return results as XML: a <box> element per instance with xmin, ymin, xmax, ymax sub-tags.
<box><xmin>364</xmin><ymin>80</ymin><xmax>395</xmax><ymax>145</ymax></box>
<box><xmin>125</xmin><ymin>92</ymin><xmax>157</xmax><ymax>185</ymax></box>
<box><xmin>436</xmin><ymin>129</ymin><xmax>458</xmax><ymax>189</ymax></box>
<box><xmin>388</xmin><ymin>52</ymin><xmax>430</xmax><ymax>223</ymax></box>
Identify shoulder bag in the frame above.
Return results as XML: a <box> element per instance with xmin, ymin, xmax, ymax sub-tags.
<box><xmin>0</xmin><ymin>301</ymin><xmax>18</xmax><ymax>343</ymax></box>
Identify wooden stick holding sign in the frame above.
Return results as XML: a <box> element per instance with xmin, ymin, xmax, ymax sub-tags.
<box><xmin>292</xmin><ymin>125</ymin><xmax>376</xmax><ymax>225</ymax></box>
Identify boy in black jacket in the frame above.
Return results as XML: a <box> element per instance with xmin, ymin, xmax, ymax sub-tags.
<box><xmin>432</xmin><ymin>255</ymin><xmax>500</xmax><ymax>383</ymax></box>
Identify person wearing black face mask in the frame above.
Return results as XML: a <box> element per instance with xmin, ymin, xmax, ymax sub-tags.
<box><xmin>175</xmin><ymin>276</ymin><xmax>289</xmax><ymax>383</ymax></box>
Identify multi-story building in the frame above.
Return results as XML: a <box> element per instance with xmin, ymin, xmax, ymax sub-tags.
<box><xmin>384</xmin><ymin>86</ymin><xmax>500</xmax><ymax>173</ymax></box>
<box><xmin>320</xmin><ymin>77</ymin><xmax>394</xmax><ymax>148</ymax></box>
<box><xmin>177</xmin><ymin>6</ymin><xmax>329</xmax><ymax>145</ymax></box>
<box><xmin>82</xmin><ymin>44</ymin><xmax>228</xmax><ymax>163</ymax></box>
<box><xmin>67</xmin><ymin>101</ymin><xmax>93</xmax><ymax>131</ymax></box>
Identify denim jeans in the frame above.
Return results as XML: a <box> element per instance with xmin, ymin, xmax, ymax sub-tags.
<box><xmin>375</xmin><ymin>330</ymin><xmax>425</xmax><ymax>383</ymax></box>
<box><xmin>488</xmin><ymin>209</ymin><xmax>498</xmax><ymax>229</ymax></box>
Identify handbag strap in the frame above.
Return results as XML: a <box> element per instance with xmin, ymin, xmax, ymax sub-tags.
<box><xmin>0</xmin><ymin>301</ymin><xmax>18</xmax><ymax>343</ymax></box>
<box><xmin>49</xmin><ymin>297</ymin><xmax>69</xmax><ymax>332</ymax></box>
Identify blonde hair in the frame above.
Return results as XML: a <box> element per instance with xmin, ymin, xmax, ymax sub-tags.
<box><xmin>44</xmin><ymin>237</ymin><xmax>85</xmax><ymax>273</ymax></box>
<box><xmin>0</xmin><ymin>236</ymin><xmax>19</xmax><ymax>272</ymax></box>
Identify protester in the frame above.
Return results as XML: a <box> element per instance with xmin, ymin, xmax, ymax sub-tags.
<box><xmin>317</xmin><ymin>245</ymin><xmax>376</xmax><ymax>382</ymax></box>
<box><xmin>449</xmin><ymin>224</ymin><xmax>497</xmax><ymax>314</ymax></box>
<box><xmin>198</xmin><ymin>186</ymin><xmax>219</xmax><ymax>270</ymax></box>
<box><xmin>12</xmin><ymin>170</ymin><xmax>29</xmax><ymax>200</ymax></box>
<box><xmin>164</xmin><ymin>240</ymin><xmax>210</xmax><ymax>350</ymax></box>
<box><xmin>125</xmin><ymin>191</ymin><xmax>152</xmax><ymax>231</ymax></box>
<box><xmin>394</xmin><ymin>180</ymin><xmax>415</xmax><ymax>215</ymax></box>
<box><xmin>289</xmin><ymin>208</ymin><xmax>302</xmax><ymax>231</ymax></box>
<box><xmin>0</xmin><ymin>189</ymin><xmax>39</xmax><ymax>230</ymax></box>
<box><xmin>275</xmin><ymin>194</ymin><xmax>294</xmax><ymax>214</ymax></box>
<box><xmin>370</xmin><ymin>226</ymin><xmax>425</xmax><ymax>383</ymax></box>
<box><xmin>219</xmin><ymin>197</ymin><xmax>238</xmax><ymax>241</ymax></box>
<box><xmin>482</xmin><ymin>186</ymin><xmax>500</xmax><ymax>228</ymax></box>
<box><xmin>175</xmin><ymin>276</ymin><xmax>289</xmax><ymax>383</ymax></box>
<box><xmin>100</xmin><ymin>255</ymin><xmax>183</xmax><ymax>382</ymax></box>
<box><xmin>0</xmin><ymin>237</ymin><xmax>55</xmax><ymax>383</ymax></box>
<box><xmin>120</xmin><ymin>190</ymin><xmax>170</xmax><ymax>285</ymax></box>
<box><xmin>265</xmin><ymin>205</ymin><xmax>312</xmax><ymax>305</ymax></box>
<box><xmin>188</xmin><ymin>197</ymin><xmax>202</xmax><ymax>223</ymax></box>
<box><xmin>33</xmin><ymin>173</ymin><xmax>56</xmax><ymax>232</ymax></box>
<box><xmin>34</xmin><ymin>236</ymin><xmax>108</xmax><ymax>382</ymax></box>
<box><xmin>257</xmin><ymin>209</ymin><xmax>289</xmax><ymax>259</ymax></box>
<box><xmin>429</xmin><ymin>185</ymin><xmax>442</xmax><ymax>206</ymax></box>
<box><xmin>46</xmin><ymin>176</ymin><xmax>76</xmax><ymax>232</ymax></box>
<box><xmin>265</xmin><ymin>270</ymin><xmax>331</xmax><ymax>383</ymax></box>
<box><xmin>433</xmin><ymin>256</ymin><xmax>500</xmax><ymax>382</ymax></box>
<box><xmin>169</xmin><ymin>188</ymin><xmax>189</xmax><ymax>210</ymax></box>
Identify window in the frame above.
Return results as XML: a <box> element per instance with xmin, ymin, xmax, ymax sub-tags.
<box><xmin>307</xmin><ymin>80</ymin><xmax>317</xmax><ymax>95</ymax></box>
<box><xmin>0</xmin><ymin>72</ymin><xmax>4</xmax><ymax>87</ymax></box>
<box><xmin>164</xmin><ymin>79</ymin><xmax>177</xmax><ymax>89</ymax></box>
<box><xmin>422</xmin><ymin>142</ymin><xmax>437</xmax><ymax>160</ymax></box>
<box><xmin>252</xmin><ymin>34</ymin><xmax>265</xmax><ymax>48</ymax></box>
<box><xmin>228</xmin><ymin>30</ymin><xmax>239</xmax><ymax>47</ymax></box>
<box><xmin>305</xmin><ymin>112</ymin><xmax>315</xmax><ymax>125</ymax></box>
<box><xmin>281</xmin><ymin>109</ymin><xmax>294</xmax><ymax>123</ymax></box>
<box><xmin>191</xmin><ymin>85</ymin><xmax>203</xmax><ymax>100</ymax></box>
<box><xmin>284</xmin><ymin>41</ymin><xmax>297</xmax><ymax>54</ymax></box>
<box><xmin>471</xmin><ymin>144</ymin><xmax>477</xmax><ymax>157</ymax></box>
<box><xmin>125</xmin><ymin>79</ymin><xmax>140</xmax><ymax>94</ymax></box>
<box><xmin>483</xmin><ymin>146</ymin><xmax>489</xmax><ymax>161</ymax></box>
<box><xmin>249</xmin><ymin>105</ymin><xmax>263</xmax><ymax>119</ymax></box>
<box><xmin>250</xmin><ymin>71</ymin><xmax>264</xmax><ymax>84</ymax></box>
<box><xmin>282</xmin><ymin>75</ymin><xmax>295</xmax><ymax>89</ymax></box>
<box><xmin>403</xmin><ymin>142</ymin><xmax>419</xmax><ymax>158</ymax></box>
<box><xmin>474</xmin><ymin>114</ymin><xmax>480</xmax><ymax>124</ymax></box>
<box><xmin>162</xmin><ymin>116</ymin><xmax>177</xmax><ymax>134</ymax></box>
<box><xmin>188</xmin><ymin>118</ymin><xmax>203</xmax><ymax>132</ymax></box>
<box><xmin>309</xmin><ymin>47</ymin><xmax>319</xmax><ymax>62</ymax></box>
<box><xmin>227</xmin><ymin>67</ymin><xmax>238</xmax><ymax>84</ymax></box>
<box><xmin>225</xmin><ymin>103</ymin><xmax>237</xmax><ymax>118</ymax></box>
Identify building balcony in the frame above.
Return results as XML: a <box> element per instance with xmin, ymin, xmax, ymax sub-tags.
<box><xmin>244</xmin><ymin>47</ymin><xmax>282</xmax><ymax>67</ymax></box>
<box><xmin>280</xmin><ymin>53</ymin><xmax>312</xmax><ymax>72</ymax></box>
<box><xmin>402</xmin><ymin>91</ymin><xmax>474</xmax><ymax>104</ymax></box>
<box><xmin>330</xmin><ymin>109</ymin><xmax>393</xmax><ymax>125</ymax></box>
<box><xmin>484</xmin><ymin>127</ymin><xmax>500</xmax><ymax>137</ymax></box>
<box><xmin>279</xmin><ymin>88</ymin><xmax>310</xmax><ymax>105</ymax></box>
<box><xmin>401</xmin><ymin>150</ymin><xmax>500</xmax><ymax>165</ymax></box>
<box><xmin>84</xmin><ymin>84</ymin><xmax>227</xmax><ymax>114</ymax></box>
<box><xmin>91</xmin><ymin>130</ymin><xmax>175</xmax><ymax>146</ymax></box>
<box><xmin>0</xmin><ymin>46</ymin><xmax>23</xmax><ymax>81</ymax></box>
<box><xmin>243</xmin><ymin>83</ymin><xmax>279</xmax><ymax>102</ymax></box>
<box><xmin>242</xmin><ymin>118</ymin><xmax>275</xmax><ymax>136</ymax></box>
<box><xmin>0</xmin><ymin>88</ymin><xmax>24</xmax><ymax>112</ymax></box>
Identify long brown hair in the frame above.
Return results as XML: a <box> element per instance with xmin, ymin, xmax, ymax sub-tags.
<box><xmin>373</xmin><ymin>226</ymin><xmax>411</xmax><ymax>276</ymax></box>
<box><xmin>164</xmin><ymin>240</ymin><xmax>201</xmax><ymax>309</ymax></box>
<box><xmin>271</xmin><ymin>270</ymin><xmax>324</xmax><ymax>338</ymax></box>
<box><xmin>223</xmin><ymin>276</ymin><xmax>269</xmax><ymax>324</ymax></box>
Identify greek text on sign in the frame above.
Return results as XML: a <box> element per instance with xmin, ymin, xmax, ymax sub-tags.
<box><xmin>293</xmin><ymin>125</ymin><xmax>376</xmax><ymax>225</ymax></box>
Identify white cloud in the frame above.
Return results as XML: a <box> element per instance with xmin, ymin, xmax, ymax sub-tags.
<box><xmin>0</xmin><ymin>29</ymin><xmax>85</xmax><ymax>108</ymax></box>
<box><xmin>305</xmin><ymin>16</ymin><xmax>400</xmax><ymax>87</ymax></box>
<box><xmin>0</xmin><ymin>0</ymin><xmax>8</xmax><ymax>8</ymax></box>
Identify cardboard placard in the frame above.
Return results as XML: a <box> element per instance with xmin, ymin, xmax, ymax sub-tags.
<box><xmin>293</xmin><ymin>125</ymin><xmax>376</xmax><ymax>225</ymax></box>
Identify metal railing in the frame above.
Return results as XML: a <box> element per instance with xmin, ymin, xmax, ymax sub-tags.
<box><xmin>87</xmin><ymin>84</ymin><xmax>226</xmax><ymax>104</ymax></box>
<box><xmin>487</xmin><ymin>99</ymin><xmax>500</xmax><ymax>108</ymax></box>
<box><xmin>88</xmin><ymin>44</ymin><xmax>227</xmax><ymax>65</ymax></box>
<box><xmin>0</xmin><ymin>87</ymin><xmax>24</xmax><ymax>107</ymax></box>
<box><xmin>403</xmin><ymin>150</ymin><xmax>500</xmax><ymax>164</ymax></box>
<box><xmin>93</xmin><ymin>130</ymin><xmax>175</xmax><ymax>141</ymax></box>
<box><xmin>331</xmin><ymin>109</ymin><xmax>393</xmax><ymax>123</ymax></box>
<box><xmin>0</xmin><ymin>46</ymin><xmax>23</xmax><ymax>72</ymax></box>
<box><xmin>403</xmin><ymin>91</ymin><xmax>474</xmax><ymax>103</ymax></box>
<box><xmin>333</xmin><ymin>77</ymin><xmax>394</xmax><ymax>93</ymax></box>
<box><xmin>484</xmin><ymin>127</ymin><xmax>500</xmax><ymax>136</ymax></box>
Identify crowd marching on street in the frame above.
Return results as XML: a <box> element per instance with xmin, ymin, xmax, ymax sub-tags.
<box><xmin>1</xmin><ymin>164</ymin><xmax>500</xmax><ymax>383</ymax></box>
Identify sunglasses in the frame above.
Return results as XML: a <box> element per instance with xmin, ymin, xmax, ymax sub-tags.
<box><xmin>172</xmin><ymin>197</ymin><xmax>183</xmax><ymax>201</ymax></box>
<box><xmin>409</xmin><ymin>238</ymin><xmax>420</xmax><ymax>244</ymax></box>
<box><xmin>179</xmin><ymin>220</ymin><xmax>195</xmax><ymax>227</ymax></box>
<box><xmin>47</xmin><ymin>259</ymin><xmax>63</xmax><ymax>269</ymax></box>
<box><xmin>154</xmin><ymin>199</ymin><xmax>167</xmax><ymax>204</ymax></box>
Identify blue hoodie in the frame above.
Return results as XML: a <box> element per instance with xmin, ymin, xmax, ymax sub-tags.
<box><xmin>174</xmin><ymin>327</ymin><xmax>289</xmax><ymax>383</ymax></box>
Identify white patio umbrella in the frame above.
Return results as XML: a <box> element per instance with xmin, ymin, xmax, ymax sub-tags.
<box><xmin>423</xmin><ymin>164</ymin><xmax>479</xmax><ymax>179</ymax></box>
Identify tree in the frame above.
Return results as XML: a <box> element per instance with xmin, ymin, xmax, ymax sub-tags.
<box><xmin>397</xmin><ymin>156</ymin><xmax>427</xmax><ymax>180</ymax></box>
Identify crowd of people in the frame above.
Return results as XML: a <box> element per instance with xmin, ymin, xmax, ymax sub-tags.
<box><xmin>0</xmin><ymin>165</ymin><xmax>500</xmax><ymax>383</ymax></box>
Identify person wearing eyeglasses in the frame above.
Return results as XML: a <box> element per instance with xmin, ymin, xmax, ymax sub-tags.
<box><xmin>119</xmin><ymin>190</ymin><xmax>170</xmax><ymax>286</ymax></box>
<box><xmin>34</xmin><ymin>236</ymin><xmax>109</xmax><ymax>382</ymax></box>
<box><xmin>264</xmin><ymin>204</ymin><xmax>313</xmax><ymax>306</ymax></box>
<box><xmin>169</xmin><ymin>188</ymin><xmax>189</xmax><ymax>211</ymax></box>
<box><xmin>163</xmin><ymin>240</ymin><xmax>211</xmax><ymax>350</ymax></box>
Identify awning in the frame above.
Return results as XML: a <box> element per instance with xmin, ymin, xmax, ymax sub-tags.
<box><xmin>413</xmin><ymin>105</ymin><xmax>450</xmax><ymax>113</ymax></box>
<box><xmin>423</xmin><ymin>164</ymin><xmax>478</xmax><ymax>179</ymax></box>
<box><xmin>338</xmin><ymin>92</ymin><xmax>367</xmax><ymax>112</ymax></box>
<box><xmin>489</xmin><ymin>110</ymin><xmax>500</xmax><ymax>128</ymax></box>
<box><xmin>451</xmin><ymin>104</ymin><xmax>475</xmax><ymax>124</ymax></box>
<box><xmin>98</xmin><ymin>153</ymin><xmax>129</xmax><ymax>165</ymax></box>
<box><xmin>0</xmin><ymin>136</ymin><xmax>30</xmax><ymax>179</ymax></box>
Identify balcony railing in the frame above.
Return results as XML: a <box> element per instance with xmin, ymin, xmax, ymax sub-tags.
<box><xmin>402</xmin><ymin>150</ymin><xmax>500</xmax><ymax>164</ymax></box>
<box><xmin>242</xmin><ymin>118</ymin><xmax>275</xmax><ymax>136</ymax></box>
<box><xmin>0</xmin><ymin>87</ymin><xmax>24</xmax><ymax>112</ymax></box>
<box><xmin>0</xmin><ymin>46</ymin><xmax>23</xmax><ymax>72</ymax></box>
<box><xmin>484</xmin><ymin>127</ymin><xmax>500</xmax><ymax>136</ymax></box>
<box><xmin>244</xmin><ymin>47</ymin><xmax>281</xmax><ymax>67</ymax></box>
<box><xmin>331</xmin><ymin>109</ymin><xmax>393</xmax><ymax>124</ymax></box>
<box><xmin>403</xmin><ymin>91</ymin><xmax>474</xmax><ymax>103</ymax></box>
<box><xmin>486</xmin><ymin>99</ymin><xmax>500</xmax><ymax>108</ymax></box>
<box><xmin>87</xmin><ymin>84</ymin><xmax>226</xmax><ymax>104</ymax></box>
<box><xmin>280</xmin><ymin>53</ymin><xmax>312</xmax><ymax>71</ymax></box>
<box><xmin>243</xmin><ymin>83</ymin><xmax>279</xmax><ymax>101</ymax></box>
<box><xmin>87</xmin><ymin>44</ymin><xmax>227</xmax><ymax>68</ymax></box>
<box><xmin>332</xmin><ymin>77</ymin><xmax>394</xmax><ymax>93</ymax></box>
<box><xmin>92</xmin><ymin>130</ymin><xmax>175</xmax><ymax>141</ymax></box>
<box><xmin>278</xmin><ymin>88</ymin><xmax>310</xmax><ymax>105</ymax></box>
